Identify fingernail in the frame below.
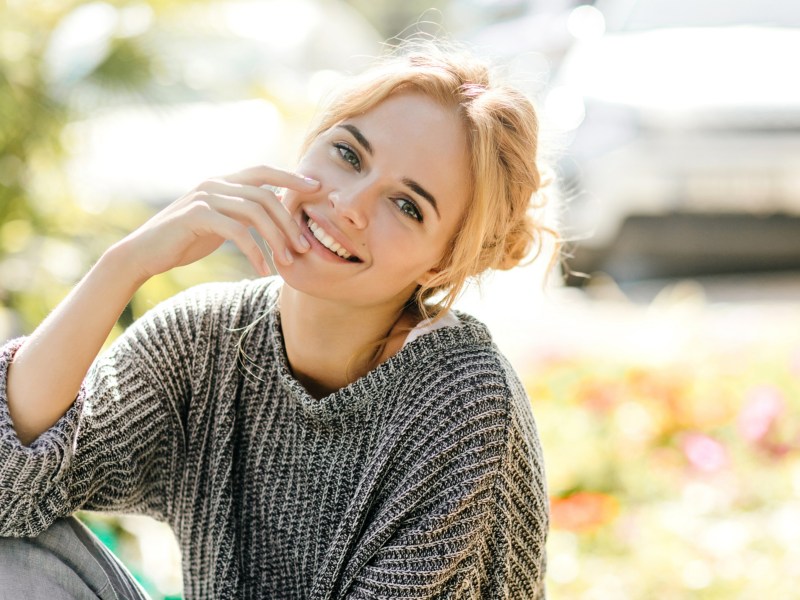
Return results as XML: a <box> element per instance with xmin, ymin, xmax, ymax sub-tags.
<box><xmin>284</xmin><ymin>248</ymin><xmax>294</xmax><ymax>264</ymax></box>
<box><xmin>303</xmin><ymin>176</ymin><xmax>319</xmax><ymax>186</ymax></box>
<box><xmin>298</xmin><ymin>235</ymin><xmax>310</xmax><ymax>250</ymax></box>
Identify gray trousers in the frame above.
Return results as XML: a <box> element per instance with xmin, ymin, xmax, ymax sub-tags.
<box><xmin>0</xmin><ymin>516</ymin><xmax>151</xmax><ymax>599</ymax></box>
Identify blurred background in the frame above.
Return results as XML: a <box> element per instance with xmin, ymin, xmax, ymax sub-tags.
<box><xmin>2</xmin><ymin>0</ymin><xmax>799</xmax><ymax>598</ymax></box>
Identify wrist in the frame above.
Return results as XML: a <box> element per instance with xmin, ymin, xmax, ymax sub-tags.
<box><xmin>98</xmin><ymin>240</ymin><xmax>152</xmax><ymax>291</ymax></box>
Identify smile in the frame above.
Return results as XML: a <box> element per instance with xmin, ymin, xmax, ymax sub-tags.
<box><xmin>306</xmin><ymin>216</ymin><xmax>361</xmax><ymax>262</ymax></box>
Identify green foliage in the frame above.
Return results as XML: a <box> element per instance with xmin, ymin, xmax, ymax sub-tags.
<box><xmin>0</xmin><ymin>2</ymin><xmax>249</xmax><ymax>596</ymax></box>
<box><xmin>0</xmin><ymin>0</ymin><xmax>243</xmax><ymax>338</ymax></box>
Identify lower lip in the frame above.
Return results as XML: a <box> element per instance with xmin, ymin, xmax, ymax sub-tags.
<box><xmin>301</xmin><ymin>215</ymin><xmax>355</xmax><ymax>264</ymax></box>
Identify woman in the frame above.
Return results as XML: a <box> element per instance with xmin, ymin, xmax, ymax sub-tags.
<box><xmin>0</xmin><ymin>44</ymin><xmax>555</xmax><ymax>598</ymax></box>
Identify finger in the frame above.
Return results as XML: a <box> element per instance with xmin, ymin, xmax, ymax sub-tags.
<box><xmin>197</xmin><ymin>209</ymin><xmax>274</xmax><ymax>275</ymax></box>
<box><xmin>223</xmin><ymin>165</ymin><xmax>319</xmax><ymax>192</ymax></box>
<box><xmin>199</xmin><ymin>192</ymin><xmax>297</xmax><ymax>266</ymax></box>
<box><xmin>197</xmin><ymin>181</ymin><xmax>310</xmax><ymax>253</ymax></box>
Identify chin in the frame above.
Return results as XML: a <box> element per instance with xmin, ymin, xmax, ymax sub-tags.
<box><xmin>275</xmin><ymin>263</ymin><xmax>418</xmax><ymax>311</ymax></box>
<box><xmin>273</xmin><ymin>260</ymin><xmax>347</xmax><ymax>302</ymax></box>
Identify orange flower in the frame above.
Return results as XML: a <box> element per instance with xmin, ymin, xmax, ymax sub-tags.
<box><xmin>550</xmin><ymin>492</ymin><xmax>620</xmax><ymax>533</ymax></box>
<box><xmin>578</xmin><ymin>380</ymin><xmax>620</xmax><ymax>413</ymax></box>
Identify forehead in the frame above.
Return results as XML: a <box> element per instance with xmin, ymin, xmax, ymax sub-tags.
<box><xmin>346</xmin><ymin>92</ymin><xmax>471</xmax><ymax>219</ymax></box>
<box><xmin>349</xmin><ymin>92</ymin><xmax>465</xmax><ymax>155</ymax></box>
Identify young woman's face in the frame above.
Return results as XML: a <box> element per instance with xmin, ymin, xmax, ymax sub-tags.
<box><xmin>279</xmin><ymin>92</ymin><xmax>471</xmax><ymax>310</ymax></box>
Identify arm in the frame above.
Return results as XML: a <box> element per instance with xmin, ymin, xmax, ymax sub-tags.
<box><xmin>1</xmin><ymin>166</ymin><xmax>318</xmax><ymax>535</ymax></box>
<box><xmin>345</xmin><ymin>448</ymin><xmax>548</xmax><ymax>598</ymax></box>
<box><xmin>6</xmin><ymin>166</ymin><xmax>318</xmax><ymax>446</ymax></box>
<box><xmin>0</xmin><ymin>284</ymin><xmax>203</xmax><ymax>535</ymax></box>
<box><xmin>6</xmin><ymin>248</ymin><xmax>144</xmax><ymax>446</ymax></box>
<box><xmin>340</xmin><ymin>386</ymin><xmax>549</xmax><ymax>599</ymax></box>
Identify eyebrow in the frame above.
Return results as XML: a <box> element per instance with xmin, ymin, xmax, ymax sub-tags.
<box><xmin>338</xmin><ymin>124</ymin><xmax>373</xmax><ymax>155</ymax></box>
<box><xmin>337</xmin><ymin>123</ymin><xmax>441</xmax><ymax>219</ymax></box>
<box><xmin>402</xmin><ymin>177</ymin><xmax>440</xmax><ymax>219</ymax></box>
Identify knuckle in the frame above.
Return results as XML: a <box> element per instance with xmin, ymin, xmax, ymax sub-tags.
<box><xmin>196</xmin><ymin>179</ymin><xmax>218</xmax><ymax>192</ymax></box>
<box><xmin>185</xmin><ymin>199</ymin><xmax>213</xmax><ymax>218</ymax></box>
<box><xmin>193</xmin><ymin>190</ymin><xmax>211</xmax><ymax>200</ymax></box>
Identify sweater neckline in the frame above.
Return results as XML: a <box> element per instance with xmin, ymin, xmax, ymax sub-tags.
<box><xmin>259</xmin><ymin>280</ymin><xmax>493</xmax><ymax>419</ymax></box>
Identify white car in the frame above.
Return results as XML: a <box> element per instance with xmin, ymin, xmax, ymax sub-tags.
<box><xmin>547</xmin><ymin>0</ymin><xmax>800</xmax><ymax>282</ymax></box>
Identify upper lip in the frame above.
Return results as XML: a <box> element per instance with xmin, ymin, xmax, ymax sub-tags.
<box><xmin>302</xmin><ymin>208</ymin><xmax>363</xmax><ymax>261</ymax></box>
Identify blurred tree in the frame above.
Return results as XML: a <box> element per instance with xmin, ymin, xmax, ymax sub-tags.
<box><xmin>1</xmin><ymin>5</ymin><xmax>231</xmax><ymax>596</ymax></box>
<box><xmin>0</xmin><ymin>0</ymin><xmax>230</xmax><ymax>337</ymax></box>
<box><xmin>1</xmin><ymin>0</ymin><xmax>381</xmax><ymax>339</ymax></box>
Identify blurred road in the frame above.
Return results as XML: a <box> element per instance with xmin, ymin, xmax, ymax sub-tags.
<box><xmin>456</xmin><ymin>264</ymin><xmax>800</xmax><ymax>372</ymax></box>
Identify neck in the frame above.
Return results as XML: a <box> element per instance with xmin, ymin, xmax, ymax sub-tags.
<box><xmin>278</xmin><ymin>285</ymin><xmax>417</xmax><ymax>399</ymax></box>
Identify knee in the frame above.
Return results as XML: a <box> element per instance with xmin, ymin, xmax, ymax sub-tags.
<box><xmin>0</xmin><ymin>518</ymin><xmax>102</xmax><ymax>599</ymax></box>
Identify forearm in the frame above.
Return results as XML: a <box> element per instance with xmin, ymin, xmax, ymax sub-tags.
<box><xmin>6</xmin><ymin>243</ymin><xmax>147</xmax><ymax>446</ymax></box>
<box><xmin>5</xmin><ymin>165</ymin><xmax>316</xmax><ymax>447</ymax></box>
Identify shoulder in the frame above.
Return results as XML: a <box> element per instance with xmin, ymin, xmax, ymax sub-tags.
<box><xmin>110</xmin><ymin>277</ymin><xmax>280</xmax><ymax>362</ymax></box>
<box><xmin>394</xmin><ymin>309</ymin><xmax>545</xmax><ymax>460</ymax></box>
<box><xmin>137</xmin><ymin>276</ymin><xmax>280</xmax><ymax>330</ymax></box>
<box><xmin>163</xmin><ymin>276</ymin><xmax>279</xmax><ymax>315</ymax></box>
<box><xmin>399</xmin><ymin>311</ymin><xmax>524</xmax><ymax>405</ymax></box>
<box><xmin>390</xmin><ymin>311</ymin><xmax>536</xmax><ymax>439</ymax></box>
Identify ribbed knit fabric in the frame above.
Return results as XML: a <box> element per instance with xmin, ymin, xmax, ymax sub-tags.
<box><xmin>0</xmin><ymin>277</ymin><xmax>548</xmax><ymax>599</ymax></box>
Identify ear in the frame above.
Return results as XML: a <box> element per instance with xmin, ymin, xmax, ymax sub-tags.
<box><xmin>416</xmin><ymin>268</ymin><xmax>438</xmax><ymax>287</ymax></box>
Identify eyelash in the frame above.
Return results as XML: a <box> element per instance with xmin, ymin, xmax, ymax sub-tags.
<box><xmin>333</xmin><ymin>142</ymin><xmax>361</xmax><ymax>172</ymax></box>
<box><xmin>331</xmin><ymin>142</ymin><xmax>424</xmax><ymax>223</ymax></box>
<box><xmin>394</xmin><ymin>197</ymin><xmax>423</xmax><ymax>222</ymax></box>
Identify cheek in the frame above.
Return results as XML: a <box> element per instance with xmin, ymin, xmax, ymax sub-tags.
<box><xmin>295</xmin><ymin>143</ymin><xmax>337</xmax><ymax>181</ymax></box>
<box><xmin>377</xmin><ymin>229</ymin><xmax>444</xmax><ymax>274</ymax></box>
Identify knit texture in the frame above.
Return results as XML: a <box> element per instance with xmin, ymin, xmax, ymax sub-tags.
<box><xmin>0</xmin><ymin>277</ymin><xmax>549</xmax><ymax>599</ymax></box>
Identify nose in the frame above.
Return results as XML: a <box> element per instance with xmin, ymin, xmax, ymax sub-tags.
<box><xmin>328</xmin><ymin>186</ymin><xmax>369</xmax><ymax>229</ymax></box>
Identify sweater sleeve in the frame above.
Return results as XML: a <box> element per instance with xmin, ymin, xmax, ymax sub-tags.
<box><xmin>344</xmin><ymin>367</ymin><xmax>549</xmax><ymax>599</ymax></box>
<box><xmin>0</xmin><ymin>286</ymin><xmax>210</xmax><ymax>537</ymax></box>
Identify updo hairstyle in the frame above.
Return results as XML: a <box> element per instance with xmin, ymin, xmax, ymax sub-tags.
<box><xmin>301</xmin><ymin>42</ymin><xmax>559</xmax><ymax>319</ymax></box>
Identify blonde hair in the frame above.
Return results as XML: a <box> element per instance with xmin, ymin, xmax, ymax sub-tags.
<box><xmin>302</xmin><ymin>41</ymin><xmax>559</xmax><ymax>321</ymax></box>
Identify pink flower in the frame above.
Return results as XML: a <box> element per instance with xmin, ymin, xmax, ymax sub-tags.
<box><xmin>738</xmin><ymin>385</ymin><xmax>785</xmax><ymax>443</ymax></box>
<box><xmin>682</xmin><ymin>433</ymin><xmax>728</xmax><ymax>472</ymax></box>
<box><xmin>790</xmin><ymin>348</ymin><xmax>800</xmax><ymax>378</ymax></box>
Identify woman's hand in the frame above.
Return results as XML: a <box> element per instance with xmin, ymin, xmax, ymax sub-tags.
<box><xmin>113</xmin><ymin>165</ymin><xmax>319</xmax><ymax>281</ymax></box>
<box><xmin>7</xmin><ymin>165</ymin><xmax>318</xmax><ymax>445</ymax></box>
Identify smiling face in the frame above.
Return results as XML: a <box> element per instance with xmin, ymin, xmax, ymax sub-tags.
<box><xmin>279</xmin><ymin>92</ymin><xmax>471</xmax><ymax>312</ymax></box>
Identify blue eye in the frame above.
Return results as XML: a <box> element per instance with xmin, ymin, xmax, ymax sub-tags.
<box><xmin>333</xmin><ymin>143</ymin><xmax>361</xmax><ymax>172</ymax></box>
<box><xmin>396</xmin><ymin>197</ymin><xmax>423</xmax><ymax>222</ymax></box>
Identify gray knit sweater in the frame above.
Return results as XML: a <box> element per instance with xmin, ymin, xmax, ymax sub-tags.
<box><xmin>0</xmin><ymin>277</ymin><xmax>548</xmax><ymax>599</ymax></box>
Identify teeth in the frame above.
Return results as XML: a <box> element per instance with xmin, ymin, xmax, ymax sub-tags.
<box><xmin>307</xmin><ymin>217</ymin><xmax>353</xmax><ymax>260</ymax></box>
